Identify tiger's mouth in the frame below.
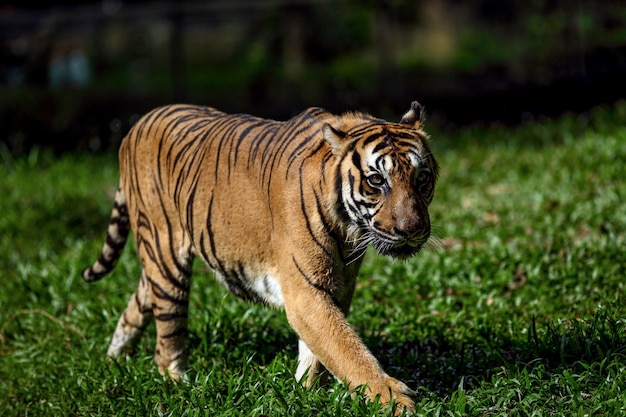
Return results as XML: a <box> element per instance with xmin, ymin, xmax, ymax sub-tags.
<box><xmin>350</xmin><ymin>222</ymin><xmax>429</xmax><ymax>260</ymax></box>
<box><xmin>386</xmin><ymin>243</ymin><xmax>422</xmax><ymax>259</ymax></box>
<box><xmin>372</xmin><ymin>235</ymin><xmax>428</xmax><ymax>259</ymax></box>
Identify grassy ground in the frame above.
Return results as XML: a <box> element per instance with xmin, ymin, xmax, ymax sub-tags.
<box><xmin>1</xmin><ymin>102</ymin><xmax>625</xmax><ymax>416</ymax></box>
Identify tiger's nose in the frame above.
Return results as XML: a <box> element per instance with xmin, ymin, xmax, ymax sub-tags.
<box><xmin>392</xmin><ymin>217</ymin><xmax>422</xmax><ymax>238</ymax></box>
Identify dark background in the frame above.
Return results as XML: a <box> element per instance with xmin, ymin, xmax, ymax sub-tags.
<box><xmin>1</xmin><ymin>0</ymin><xmax>625</xmax><ymax>154</ymax></box>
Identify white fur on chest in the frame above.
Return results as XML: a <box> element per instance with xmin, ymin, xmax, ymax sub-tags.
<box><xmin>213</xmin><ymin>270</ymin><xmax>284</xmax><ymax>307</ymax></box>
<box><xmin>249</xmin><ymin>275</ymin><xmax>284</xmax><ymax>307</ymax></box>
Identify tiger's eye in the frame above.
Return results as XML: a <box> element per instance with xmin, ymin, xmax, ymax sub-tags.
<box><xmin>416</xmin><ymin>170</ymin><xmax>430</xmax><ymax>186</ymax></box>
<box><xmin>367</xmin><ymin>174</ymin><xmax>386</xmax><ymax>187</ymax></box>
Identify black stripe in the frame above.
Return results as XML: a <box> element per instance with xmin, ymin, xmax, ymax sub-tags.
<box><xmin>222</xmin><ymin>115</ymin><xmax>251</xmax><ymax>181</ymax></box>
<box><xmin>347</xmin><ymin>121</ymin><xmax>383</xmax><ymax>138</ymax></box>
<box><xmin>351</xmin><ymin>150</ymin><xmax>362</xmax><ymax>171</ymax></box>
<box><xmin>348</xmin><ymin>171</ymin><xmax>365</xmax><ymax>208</ymax></box>
<box><xmin>96</xmin><ymin>253</ymin><xmax>116</xmax><ymax>270</ymax></box>
<box><xmin>204</xmin><ymin>194</ymin><xmax>226</xmax><ymax>274</ymax></box>
<box><xmin>145</xmin><ymin>274</ymin><xmax>189</xmax><ymax>306</ymax></box>
<box><xmin>154</xmin><ymin>312</ymin><xmax>187</xmax><ymax>321</ymax></box>
<box><xmin>335</xmin><ymin>168</ymin><xmax>351</xmax><ymax>223</ymax></box>
<box><xmin>154</xmin><ymin>189</ymin><xmax>192</xmax><ymax>277</ymax></box>
<box><xmin>299</xmin><ymin>175</ymin><xmax>334</xmax><ymax>259</ymax></box>
<box><xmin>363</xmin><ymin>131</ymin><xmax>386</xmax><ymax>147</ymax></box>
<box><xmin>122</xmin><ymin>311</ymin><xmax>151</xmax><ymax>331</ymax></box>
<box><xmin>262</xmin><ymin>111</ymin><xmax>315</xmax><ymax>186</ymax></box>
<box><xmin>372</xmin><ymin>140</ymin><xmax>391</xmax><ymax>154</ymax></box>
<box><xmin>172</xmin><ymin>138</ymin><xmax>205</xmax><ymax>205</ymax></box>
<box><xmin>143</xmin><ymin>235</ymin><xmax>190</xmax><ymax>292</ymax></box>
<box><xmin>248</xmin><ymin>124</ymin><xmax>279</xmax><ymax>168</ymax></box>
<box><xmin>198</xmin><ymin>232</ymin><xmax>216</xmax><ymax>270</ymax></box>
<box><xmin>394</xmin><ymin>139</ymin><xmax>421</xmax><ymax>149</ymax></box>
<box><xmin>209</xmin><ymin>115</ymin><xmax>241</xmax><ymax>182</ymax></box>
<box><xmin>134</xmin><ymin>292</ymin><xmax>153</xmax><ymax>314</ymax></box>
<box><xmin>312</xmin><ymin>188</ymin><xmax>346</xmax><ymax>263</ymax></box>
<box><xmin>285</xmin><ymin>134</ymin><xmax>323</xmax><ymax>180</ymax></box>
<box><xmin>105</xmin><ymin>233</ymin><xmax>126</xmax><ymax>252</ymax></box>
<box><xmin>222</xmin><ymin>271</ymin><xmax>255</xmax><ymax>302</ymax></box>
<box><xmin>109</xmin><ymin>215</ymin><xmax>129</xmax><ymax>229</ymax></box>
<box><xmin>234</xmin><ymin>118</ymin><xmax>267</xmax><ymax>165</ymax></box>
<box><xmin>83</xmin><ymin>267</ymin><xmax>106</xmax><ymax>281</ymax></box>
<box><xmin>161</xmin><ymin>327</ymin><xmax>188</xmax><ymax>339</ymax></box>
<box><xmin>292</xmin><ymin>256</ymin><xmax>340</xmax><ymax>307</ymax></box>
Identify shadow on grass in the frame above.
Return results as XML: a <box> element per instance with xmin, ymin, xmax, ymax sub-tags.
<box><xmin>181</xmin><ymin>306</ymin><xmax>625</xmax><ymax>401</ymax></box>
<box><xmin>370</xmin><ymin>311</ymin><xmax>626</xmax><ymax>397</ymax></box>
<box><xmin>186</xmin><ymin>305</ymin><xmax>297</xmax><ymax>372</ymax></box>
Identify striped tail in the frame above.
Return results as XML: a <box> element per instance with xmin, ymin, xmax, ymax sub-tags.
<box><xmin>82</xmin><ymin>187</ymin><xmax>130</xmax><ymax>282</ymax></box>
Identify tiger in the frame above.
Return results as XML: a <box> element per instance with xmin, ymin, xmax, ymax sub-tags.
<box><xmin>83</xmin><ymin>100</ymin><xmax>438</xmax><ymax>414</ymax></box>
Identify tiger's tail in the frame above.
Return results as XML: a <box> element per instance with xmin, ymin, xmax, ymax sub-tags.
<box><xmin>82</xmin><ymin>187</ymin><xmax>130</xmax><ymax>282</ymax></box>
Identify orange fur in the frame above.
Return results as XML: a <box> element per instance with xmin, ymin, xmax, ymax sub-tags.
<box><xmin>84</xmin><ymin>102</ymin><xmax>438</xmax><ymax>414</ymax></box>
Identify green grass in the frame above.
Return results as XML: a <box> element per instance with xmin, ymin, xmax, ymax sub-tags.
<box><xmin>1</xmin><ymin>102</ymin><xmax>626</xmax><ymax>416</ymax></box>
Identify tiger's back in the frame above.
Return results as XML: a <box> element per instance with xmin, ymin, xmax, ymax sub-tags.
<box><xmin>119</xmin><ymin>104</ymin><xmax>342</xmax><ymax>305</ymax></box>
<box><xmin>83</xmin><ymin>102</ymin><xmax>437</xmax><ymax>414</ymax></box>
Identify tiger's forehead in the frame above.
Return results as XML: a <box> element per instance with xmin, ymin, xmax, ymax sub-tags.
<box><xmin>364</xmin><ymin>146</ymin><xmax>420</xmax><ymax>176</ymax></box>
<box><xmin>350</xmin><ymin>123</ymin><xmax>426</xmax><ymax>146</ymax></box>
<box><xmin>352</xmin><ymin>124</ymin><xmax>427</xmax><ymax>173</ymax></box>
<box><xmin>347</xmin><ymin>122</ymin><xmax>426</xmax><ymax>142</ymax></box>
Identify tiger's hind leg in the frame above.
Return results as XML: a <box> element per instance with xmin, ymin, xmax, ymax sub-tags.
<box><xmin>140</xmin><ymin>237</ymin><xmax>194</xmax><ymax>380</ymax></box>
<box><xmin>107</xmin><ymin>239</ymin><xmax>193</xmax><ymax>380</ymax></box>
<box><xmin>296</xmin><ymin>339</ymin><xmax>329</xmax><ymax>386</ymax></box>
<box><xmin>107</xmin><ymin>269</ymin><xmax>154</xmax><ymax>357</ymax></box>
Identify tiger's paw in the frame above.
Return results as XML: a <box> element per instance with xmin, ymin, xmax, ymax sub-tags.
<box><xmin>372</xmin><ymin>376</ymin><xmax>417</xmax><ymax>416</ymax></box>
<box><xmin>157</xmin><ymin>357</ymin><xmax>189</xmax><ymax>382</ymax></box>
<box><xmin>391</xmin><ymin>392</ymin><xmax>417</xmax><ymax>416</ymax></box>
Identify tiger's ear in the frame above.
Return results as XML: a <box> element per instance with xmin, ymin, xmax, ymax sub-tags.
<box><xmin>400</xmin><ymin>101</ymin><xmax>423</xmax><ymax>129</ymax></box>
<box><xmin>323</xmin><ymin>123</ymin><xmax>347</xmax><ymax>157</ymax></box>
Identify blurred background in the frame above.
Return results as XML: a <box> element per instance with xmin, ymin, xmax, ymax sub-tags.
<box><xmin>1</xmin><ymin>0</ymin><xmax>625</xmax><ymax>154</ymax></box>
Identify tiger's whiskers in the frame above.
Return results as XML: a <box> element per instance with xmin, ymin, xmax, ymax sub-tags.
<box><xmin>346</xmin><ymin>231</ymin><xmax>375</xmax><ymax>265</ymax></box>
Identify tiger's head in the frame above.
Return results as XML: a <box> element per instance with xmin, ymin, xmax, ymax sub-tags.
<box><xmin>325</xmin><ymin>102</ymin><xmax>438</xmax><ymax>259</ymax></box>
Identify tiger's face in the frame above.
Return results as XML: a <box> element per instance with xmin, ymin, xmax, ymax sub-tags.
<box><xmin>325</xmin><ymin>106</ymin><xmax>437</xmax><ymax>259</ymax></box>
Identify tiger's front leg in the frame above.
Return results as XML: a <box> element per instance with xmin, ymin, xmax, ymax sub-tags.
<box><xmin>283</xmin><ymin>282</ymin><xmax>416</xmax><ymax>413</ymax></box>
<box><xmin>295</xmin><ymin>272</ymin><xmax>358</xmax><ymax>387</ymax></box>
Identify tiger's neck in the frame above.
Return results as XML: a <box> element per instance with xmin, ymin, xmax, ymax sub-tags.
<box><xmin>317</xmin><ymin>151</ymin><xmax>366</xmax><ymax>266</ymax></box>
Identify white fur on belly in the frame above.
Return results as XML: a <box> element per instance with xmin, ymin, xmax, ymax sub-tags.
<box><xmin>250</xmin><ymin>275</ymin><xmax>284</xmax><ymax>307</ymax></box>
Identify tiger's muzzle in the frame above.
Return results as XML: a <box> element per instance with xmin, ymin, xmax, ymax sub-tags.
<box><xmin>371</xmin><ymin>222</ymin><xmax>430</xmax><ymax>259</ymax></box>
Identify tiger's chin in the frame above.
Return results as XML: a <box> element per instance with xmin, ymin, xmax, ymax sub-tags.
<box><xmin>375</xmin><ymin>241</ymin><xmax>424</xmax><ymax>259</ymax></box>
